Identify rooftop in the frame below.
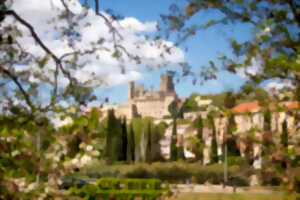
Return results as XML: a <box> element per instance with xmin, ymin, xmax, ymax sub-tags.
<box><xmin>231</xmin><ymin>101</ymin><xmax>299</xmax><ymax>114</ymax></box>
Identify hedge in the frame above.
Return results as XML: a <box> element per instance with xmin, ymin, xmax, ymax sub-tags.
<box><xmin>82</xmin><ymin>162</ymin><xmax>250</xmax><ymax>186</ymax></box>
<box><xmin>70</xmin><ymin>178</ymin><xmax>170</xmax><ymax>200</ymax></box>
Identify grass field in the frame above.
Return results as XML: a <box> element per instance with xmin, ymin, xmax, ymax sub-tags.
<box><xmin>168</xmin><ymin>193</ymin><xmax>300</xmax><ymax>200</ymax></box>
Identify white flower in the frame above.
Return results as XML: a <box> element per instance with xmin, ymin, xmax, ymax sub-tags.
<box><xmin>62</xmin><ymin>149</ymin><xmax>68</xmax><ymax>155</ymax></box>
<box><xmin>45</xmin><ymin>186</ymin><xmax>50</xmax><ymax>194</ymax></box>
<box><xmin>11</xmin><ymin>150</ymin><xmax>20</xmax><ymax>157</ymax></box>
<box><xmin>6</xmin><ymin>136</ymin><xmax>16</xmax><ymax>142</ymax></box>
<box><xmin>25</xmin><ymin>182</ymin><xmax>38</xmax><ymax>193</ymax></box>
<box><xmin>71</xmin><ymin>158</ymin><xmax>79</xmax><ymax>165</ymax></box>
<box><xmin>80</xmin><ymin>155</ymin><xmax>92</xmax><ymax>165</ymax></box>
<box><xmin>63</xmin><ymin>116</ymin><xmax>74</xmax><ymax>126</ymax></box>
<box><xmin>53</xmin><ymin>155</ymin><xmax>60</xmax><ymax>162</ymax></box>
<box><xmin>279</xmin><ymin>93</ymin><xmax>285</xmax><ymax>100</ymax></box>
<box><xmin>69</xmin><ymin>106</ymin><xmax>77</xmax><ymax>114</ymax></box>
<box><xmin>55</xmin><ymin>116</ymin><xmax>74</xmax><ymax>128</ymax></box>
<box><xmin>14</xmin><ymin>178</ymin><xmax>25</xmax><ymax>189</ymax></box>
<box><xmin>79</xmin><ymin>142</ymin><xmax>86</xmax><ymax>149</ymax></box>
<box><xmin>86</xmin><ymin>145</ymin><xmax>93</xmax><ymax>151</ymax></box>
<box><xmin>263</xmin><ymin>27</ymin><xmax>270</xmax><ymax>34</ymax></box>
<box><xmin>91</xmin><ymin>150</ymin><xmax>100</xmax><ymax>156</ymax></box>
<box><xmin>57</xmin><ymin>179</ymin><xmax>63</xmax><ymax>185</ymax></box>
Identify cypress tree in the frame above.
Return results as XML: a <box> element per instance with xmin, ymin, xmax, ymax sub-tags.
<box><xmin>209</xmin><ymin>115</ymin><xmax>218</xmax><ymax>163</ymax></box>
<box><xmin>128</xmin><ymin>123</ymin><xmax>135</xmax><ymax>163</ymax></box>
<box><xmin>121</xmin><ymin>117</ymin><xmax>128</xmax><ymax>161</ymax></box>
<box><xmin>106</xmin><ymin>109</ymin><xmax>123</xmax><ymax>163</ymax></box>
<box><xmin>281</xmin><ymin>120</ymin><xmax>288</xmax><ymax>148</ymax></box>
<box><xmin>113</xmin><ymin>117</ymin><xmax>123</xmax><ymax>162</ymax></box>
<box><xmin>168</xmin><ymin>100</ymin><xmax>180</xmax><ymax>161</ymax></box>
<box><xmin>192</xmin><ymin>115</ymin><xmax>204</xmax><ymax>161</ymax></box>
<box><xmin>280</xmin><ymin>120</ymin><xmax>288</xmax><ymax>169</ymax></box>
<box><xmin>196</xmin><ymin>115</ymin><xmax>203</xmax><ymax>139</ymax></box>
<box><xmin>264</xmin><ymin>109</ymin><xmax>271</xmax><ymax>132</ymax></box>
<box><xmin>106</xmin><ymin>109</ymin><xmax>115</xmax><ymax>163</ymax></box>
<box><xmin>262</xmin><ymin>109</ymin><xmax>272</xmax><ymax>155</ymax></box>
<box><xmin>146</xmin><ymin>121</ymin><xmax>152</xmax><ymax>163</ymax></box>
<box><xmin>170</xmin><ymin>118</ymin><xmax>178</xmax><ymax>161</ymax></box>
<box><xmin>152</xmin><ymin>126</ymin><xmax>162</xmax><ymax>161</ymax></box>
<box><xmin>227</xmin><ymin>114</ymin><xmax>240</xmax><ymax>157</ymax></box>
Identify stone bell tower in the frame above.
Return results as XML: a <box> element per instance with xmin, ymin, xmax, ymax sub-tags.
<box><xmin>160</xmin><ymin>73</ymin><xmax>175</xmax><ymax>93</ymax></box>
<box><xmin>128</xmin><ymin>81</ymin><xmax>135</xmax><ymax>99</ymax></box>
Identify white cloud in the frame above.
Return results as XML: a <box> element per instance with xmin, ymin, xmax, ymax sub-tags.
<box><xmin>119</xmin><ymin>17</ymin><xmax>156</xmax><ymax>33</ymax></box>
<box><xmin>237</xmin><ymin>58</ymin><xmax>263</xmax><ymax>79</ymax></box>
<box><xmin>5</xmin><ymin>0</ymin><xmax>184</xmax><ymax>90</ymax></box>
<box><xmin>264</xmin><ymin>80</ymin><xmax>294</xmax><ymax>91</ymax></box>
<box><xmin>106</xmin><ymin>70</ymin><xmax>142</xmax><ymax>86</ymax></box>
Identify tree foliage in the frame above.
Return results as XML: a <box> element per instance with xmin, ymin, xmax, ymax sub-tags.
<box><xmin>162</xmin><ymin>0</ymin><xmax>300</xmax><ymax>88</ymax></box>
<box><xmin>128</xmin><ymin>123</ymin><xmax>135</xmax><ymax>163</ymax></box>
<box><xmin>170</xmin><ymin>119</ymin><xmax>178</xmax><ymax>161</ymax></box>
<box><xmin>168</xmin><ymin>99</ymin><xmax>180</xmax><ymax>119</ymax></box>
<box><xmin>151</xmin><ymin>126</ymin><xmax>163</xmax><ymax>162</ymax></box>
<box><xmin>146</xmin><ymin>121</ymin><xmax>152</xmax><ymax>163</ymax></box>
<box><xmin>121</xmin><ymin>117</ymin><xmax>128</xmax><ymax>162</ymax></box>
<box><xmin>209</xmin><ymin>115</ymin><xmax>218</xmax><ymax>163</ymax></box>
<box><xmin>0</xmin><ymin>0</ymin><xmax>183</xmax><ymax>196</ymax></box>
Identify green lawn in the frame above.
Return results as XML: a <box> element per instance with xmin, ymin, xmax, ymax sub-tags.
<box><xmin>168</xmin><ymin>193</ymin><xmax>300</xmax><ymax>200</ymax></box>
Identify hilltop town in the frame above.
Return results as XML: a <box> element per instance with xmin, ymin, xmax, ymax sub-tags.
<box><xmin>91</xmin><ymin>73</ymin><xmax>300</xmax><ymax>187</ymax></box>
<box><xmin>3</xmin><ymin>1</ymin><xmax>300</xmax><ymax>198</ymax></box>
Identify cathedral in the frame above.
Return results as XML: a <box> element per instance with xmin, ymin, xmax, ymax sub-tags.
<box><xmin>102</xmin><ymin>73</ymin><xmax>179</xmax><ymax>119</ymax></box>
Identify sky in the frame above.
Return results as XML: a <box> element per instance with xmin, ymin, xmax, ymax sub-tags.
<box><xmin>5</xmin><ymin>0</ymin><xmax>291</xmax><ymax>107</ymax></box>
<box><xmin>87</xmin><ymin>0</ymin><xmax>252</xmax><ymax>104</ymax></box>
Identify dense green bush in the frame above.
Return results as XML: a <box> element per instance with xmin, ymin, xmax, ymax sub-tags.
<box><xmin>71</xmin><ymin>178</ymin><xmax>169</xmax><ymax>200</ymax></box>
<box><xmin>227</xmin><ymin>156</ymin><xmax>248</xmax><ymax>167</ymax></box>
<box><xmin>124</xmin><ymin>166</ymin><xmax>154</xmax><ymax>179</ymax></box>
<box><xmin>70</xmin><ymin>184</ymin><xmax>99</xmax><ymax>200</ymax></box>
<box><xmin>191</xmin><ymin>164</ymin><xmax>223</xmax><ymax>184</ymax></box>
<box><xmin>81</xmin><ymin>162</ymin><xmax>251</xmax><ymax>186</ymax></box>
<box><xmin>154</xmin><ymin>165</ymin><xmax>191</xmax><ymax>183</ymax></box>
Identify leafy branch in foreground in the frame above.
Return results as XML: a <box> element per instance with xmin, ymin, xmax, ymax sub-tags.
<box><xmin>161</xmin><ymin>0</ymin><xmax>300</xmax><ymax>87</ymax></box>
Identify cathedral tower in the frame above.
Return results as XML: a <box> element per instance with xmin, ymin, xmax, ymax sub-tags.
<box><xmin>159</xmin><ymin>73</ymin><xmax>175</xmax><ymax>93</ymax></box>
<box><xmin>128</xmin><ymin>81</ymin><xmax>135</xmax><ymax>99</ymax></box>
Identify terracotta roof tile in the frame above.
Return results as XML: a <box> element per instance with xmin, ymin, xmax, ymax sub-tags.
<box><xmin>231</xmin><ymin>102</ymin><xmax>261</xmax><ymax>113</ymax></box>
<box><xmin>231</xmin><ymin>101</ymin><xmax>299</xmax><ymax>114</ymax></box>
<box><xmin>278</xmin><ymin>101</ymin><xmax>299</xmax><ymax>110</ymax></box>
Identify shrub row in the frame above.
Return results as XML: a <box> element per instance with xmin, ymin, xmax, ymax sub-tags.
<box><xmin>70</xmin><ymin>178</ymin><xmax>169</xmax><ymax>200</ymax></box>
<box><xmin>83</xmin><ymin>162</ymin><xmax>250</xmax><ymax>186</ymax></box>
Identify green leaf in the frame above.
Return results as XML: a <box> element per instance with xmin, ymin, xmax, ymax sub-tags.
<box><xmin>204</xmin><ymin>19</ymin><xmax>216</xmax><ymax>28</ymax></box>
<box><xmin>37</xmin><ymin>55</ymin><xmax>50</xmax><ymax>68</ymax></box>
<box><xmin>112</xmin><ymin>50</ymin><xmax>121</xmax><ymax>58</ymax></box>
<box><xmin>0</xmin><ymin>127</ymin><xmax>8</xmax><ymax>136</ymax></box>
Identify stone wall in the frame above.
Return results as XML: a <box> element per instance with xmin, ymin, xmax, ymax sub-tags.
<box><xmin>107</xmin><ymin>72</ymin><xmax>178</xmax><ymax>120</ymax></box>
<box><xmin>214</xmin><ymin>117</ymin><xmax>228</xmax><ymax>163</ymax></box>
<box><xmin>160</xmin><ymin>124</ymin><xmax>197</xmax><ymax>159</ymax></box>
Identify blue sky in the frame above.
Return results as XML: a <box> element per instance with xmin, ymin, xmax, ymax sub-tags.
<box><xmin>81</xmin><ymin>0</ymin><xmax>254</xmax><ymax>104</ymax></box>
